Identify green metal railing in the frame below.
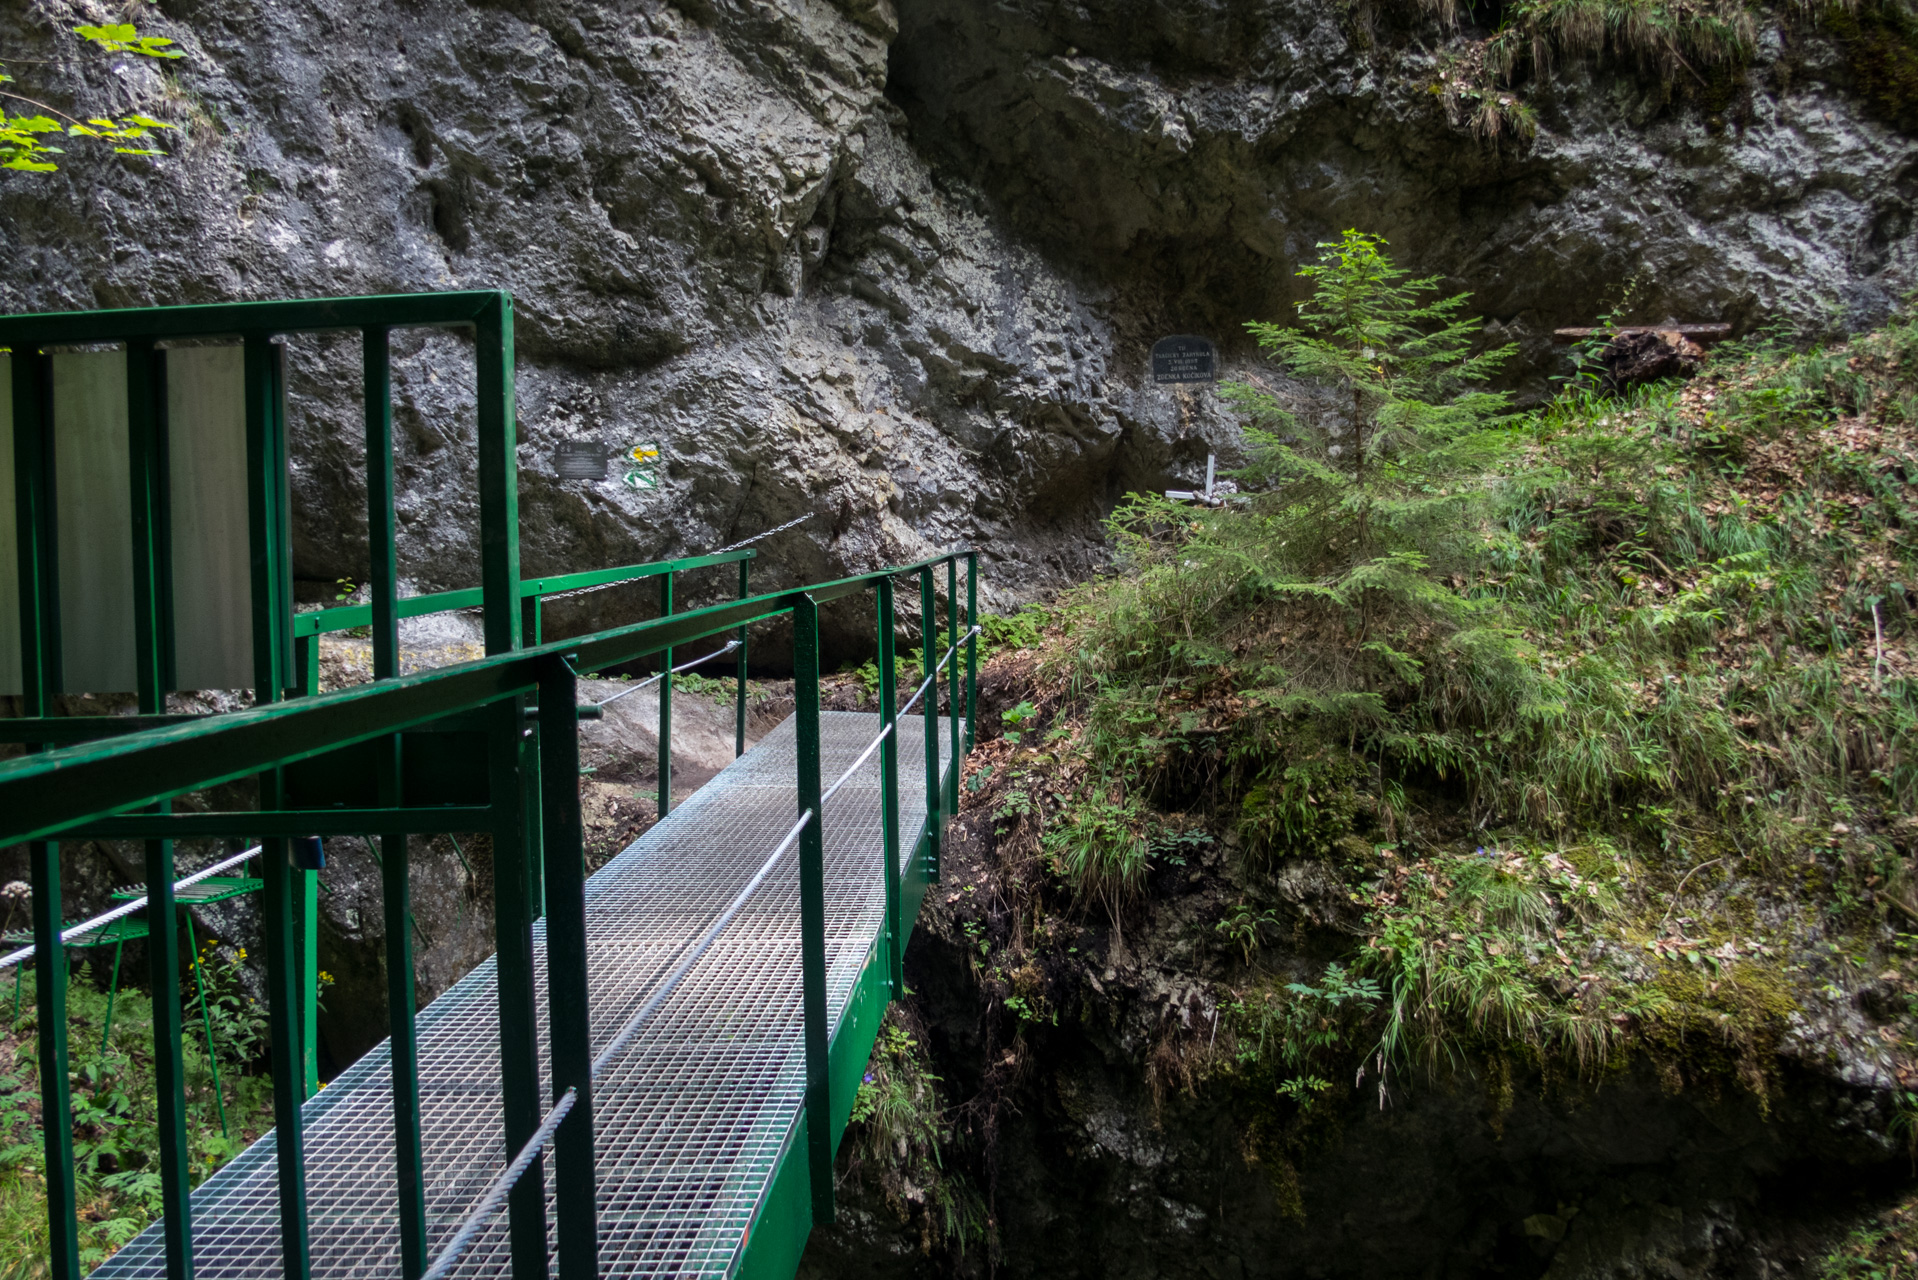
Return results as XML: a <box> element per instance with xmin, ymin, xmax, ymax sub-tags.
<box><xmin>290</xmin><ymin>546</ymin><xmax>760</xmax><ymax>823</ymax></box>
<box><xmin>0</xmin><ymin>550</ymin><xmax>979</xmax><ymax>1280</ymax></box>
<box><xmin>1</xmin><ymin>290</ymin><xmax>981</xmax><ymax>1280</ymax></box>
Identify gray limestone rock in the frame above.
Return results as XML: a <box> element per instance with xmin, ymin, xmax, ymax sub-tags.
<box><xmin>12</xmin><ymin>0</ymin><xmax>1904</xmax><ymax>641</ymax></box>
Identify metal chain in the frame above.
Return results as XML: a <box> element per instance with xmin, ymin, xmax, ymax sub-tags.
<box><xmin>714</xmin><ymin>509</ymin><xmax>817</xmax><ymax>554</ymax></box>
<box><xmin>535</xmin><ymin>576</ymin><xmax>644</xmax><ymax>606</ymax></box>
<box><xmin>526</xmin><ymin>511</ymin><xmax>822</xmax><ymax>609</ymax></box>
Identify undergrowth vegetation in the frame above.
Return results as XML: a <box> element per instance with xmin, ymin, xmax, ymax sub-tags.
<box><xmin>842</xmin><ymin>1008</ymin><xmax>988</xmax><ymax>1258</ymax></box>
<box><xmin>1403</xmin><ymin>0</ymin><xmax>1918</xmax><ymax>142</ymax></box>
<box><xmin>1818</xmin><ymin>1187</ymin><xmax>1918</xmax><ymax>1275</ymax></box>
<box><xmin>965</xmin><ymin>230</ymin><xmax>1918</xmax><ymax>1184</ymax></box>
<box><xmin>0</xmin><ymin>949</ymin><xmax>277</xmax><ymax>1277</ymax></box>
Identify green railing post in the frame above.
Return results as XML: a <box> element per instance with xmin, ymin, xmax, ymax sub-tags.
<box><xmin>365</xmin><ymin>326</ymin><xmax>399</xmax><ymax>682</ymax></box>
<box><xmin>128</xmin><ymin>339</ymin><xmax>193</xmax><ymax>1277</ymax></box>
<box><xmin>364</xmin><ymin>321</ymin><xmax>428</xmax><ymax>1277</ymax></box>
<box><xmin>183</xmin><ymin>913</ymin><xmax>229</xmax><ymax>1137</ymax></box>
<box><xmin>300</xmin><ymin>874</ymin><xmax>319</xmax><ymax>1098</ymax></box>
<box><xmin>14</xmin><ymin>347</ymin><xmax>60</xmax><ymax>700</ymax></box>
<box><xmin>246</xmin><ymin>329</ymin><xmax>312</xmax><ymax>1278</ymax></box>
<box><xmin>530</xmin><ymin>720</ymin><xmax>548</xmax><ymax>918</ymax></box>
<box><xmin>919</xmin><ymin>567</ymin><xmax>940</xmax><ymax>884</ymax></box>
<box><xmin>735</xmin><ymin>557</ymin><xmax>750</xmax><ymax>758</ymax></box>
<box><xmin>102</xmin><ymin>938</ymin><xmax>127</xmax><ymax>1055</ymax></box>
<box><xmin>144</xmin><ymin>835</ymin><xmax>194</xmax><ymax>1280</ymax></box>
<box><xmin>490</xmin><ymin>699</ymin><xmax>550</xmax><ymax>1280</ymax></box>
<box><xmin>539</xmin><ymin>655</ymin><xmax>599</xmax><ymax>1280</ymax></box>
<box><xmin>380</xmin><ymin>781</ymin><xmax>427</xmax><ymax>1276</ymax></box>
<box><xmin>31</xmin><ymin>838</ymin><xmax>80</xmax><ymax>1280</ymax></box>
<box><xmin>792</xmin><ymin>593</ymin><xmax>833</xmax><ymax>1224</ymax></box>
<box><xmin>876</xmin><ymin>577</ymin><xmax>902</xmax><ymax>1000</ymax></box>
<box><xmin>292</xmin><ymin>633</ymin><xmax>319</xmax><ymax>697</ymax></box>
<box><xmin>946</xmin><ymin>557</ymin><xmax>960</xmax><ymax>816</ymax></box>
<box><xmin>271</xmin><ymin>340</ymin><xmax>298</xmax><ymax>693</ymax></box>
<box><xmin>244</xmin><ymin>332</ymin><xmax>289</xmax><ymax>700</ymax></box>
<box><xmin>260</xmin><ymin>828</ymin><xmax>313</xmax><ymax>1279</ymax></box>
<box><xmin>966</xmin><ymin>552</ymin><xmax>978</xmax><ymax>753</ymax></box>
<box><xmin>476</xmin><ymin>294</ymin><xmax>520</xmax><ymax>656</ymax></box>
<box><xmin>127</xmin><ymin>338</ymin><xmax>169</xmax><ymax>711</ymax></box>
<box><xmin>658</xmin><ymin>570</ymin><xmax>673</xmax><ymax>818</ymax></box>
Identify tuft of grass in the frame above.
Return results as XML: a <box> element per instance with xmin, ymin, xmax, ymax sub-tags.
<box><xmin>1818</xmin><ymin>1189</ymin><xmax>1918</xmax><ymax>1277</ymax></box>
<box><xmin>844</xmin><ymin>1012</ymin><xmax>988</xmax><ymax>1257</ymax></box>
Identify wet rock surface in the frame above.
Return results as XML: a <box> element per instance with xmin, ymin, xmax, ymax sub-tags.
<box><xmin>11</xmin><ymin>0</ymin><xmax>1910</xmax><ymax>649</ymax></box>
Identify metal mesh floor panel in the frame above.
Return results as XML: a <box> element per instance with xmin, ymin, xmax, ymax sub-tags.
<box><xmin>95</xmin><ymin>711</ymin><xmax>952</xmax><ymax>1280</ymax></box>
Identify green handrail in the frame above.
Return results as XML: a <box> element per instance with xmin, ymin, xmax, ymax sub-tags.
<box><xmin>2</xmin><ymin>549</ymin><xmax>980</xmax><ymax>1280</ymax></box>
<box><xmin>289</xmin><ymin>550</ymin><xmax>755</xmax><ymax>640</ymax></box>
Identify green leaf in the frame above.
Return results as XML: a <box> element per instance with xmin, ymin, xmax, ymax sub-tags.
<box><xmin>73</xmin><ymin>24</ymin><xmax>184</xmax><ymax>59</ymax></box>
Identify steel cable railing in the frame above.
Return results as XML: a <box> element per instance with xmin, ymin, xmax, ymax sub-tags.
<box><xmin>897</xmin><ymin>625</ymin><xmax>982</xmax><ymax>720</ymax></box>
<box><xmin>420</xmin><ymin>618</ymin><xmax>983</xmax><ymax>1276</ymax></box>
<box><xmin>592</xmin><ymin>639</ymin><xmax>741</xmax><ymax>710</ymax></box>
<box><xmin>417</xmin><ymin>1087</ymin><xmax>578</xmax><ymax>1280</ymax></box>
<box><xmin>0</xmin><ymin>845</ymin><xmax>261</xmax><ymax>972</ymax></box>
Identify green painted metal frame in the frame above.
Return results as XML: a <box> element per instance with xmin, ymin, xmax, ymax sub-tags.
<box><xmin>0</xmin><ymin>549</ymin><xmax>978</xmax><ymax>1280</ymax></box>
<box><xmin>658</xmin><ymin>570</ymin><xmax>674</xmax><ymax>818</ymax></box>
<box><xmin>0</xmin><ymin>288</ymin><xmax>980</xmax><ymax>1280</ymax></box>
<box><xmin>0</xmin><ymin>554</ymin><xmax>974</xmax><ymax>840</ymax></box>
<box><xmin>6</xmin><ymin>291</ymin><xmax>520</xmax><ymax>1280</ymax></box>
<box><xmin>289</xmin><ymin>550</ymin><xmax>752</xmax><ymax>639</ymax></box>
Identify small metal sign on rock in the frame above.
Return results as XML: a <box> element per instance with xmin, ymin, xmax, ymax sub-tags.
<box><xmin>554</xmin><ymin>440</ymin><xmax>609</xmax><ymax>481</ymax></box>
<box><xmin>1152</xmin><ymin>335</ymin><xmax>1217</xmax><ymax>384</ymax></box>
<box><xmin>622</xmin><ymin>442</ymin><xmax>662</xmax><ymax>491</ymax></box>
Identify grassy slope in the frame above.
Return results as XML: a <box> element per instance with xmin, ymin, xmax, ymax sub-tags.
<box><xmin>958</xmin><ymin>317</ymin><xmax>1918</xmax><ymax>1193</ymax></box>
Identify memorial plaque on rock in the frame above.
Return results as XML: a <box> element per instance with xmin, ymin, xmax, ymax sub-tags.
<box><xmin>1151</xmin><ymin>335</ymin><xmax>1217</xmax><ymax>384</ymax></box>
<box><xmin>554</xmin><ymin>440</ymin><xmax>608</xmax><ymax>481</ymax></box>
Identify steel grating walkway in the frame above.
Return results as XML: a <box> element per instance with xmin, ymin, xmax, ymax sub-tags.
<box><xmin>95</xmin><ymin>711</ymin><xmax>951</xmax><ymax>1280</ymax></box>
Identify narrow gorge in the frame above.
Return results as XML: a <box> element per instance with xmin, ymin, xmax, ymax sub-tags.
<box><xmin>4</xmin><ymin>0</ymin><xmax>1917</xmax><ymax>1276</ymax></box>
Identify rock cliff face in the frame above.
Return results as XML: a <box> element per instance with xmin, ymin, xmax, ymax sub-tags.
<box><xmin>9</xmin><ymin>0</ymin><xmax>1909</xmax><ymax>641</ymax></box>
<box><xmin>890</xmin><ymin>0</ymin><xmax>1918</xmax><ymax>374</ymax></box>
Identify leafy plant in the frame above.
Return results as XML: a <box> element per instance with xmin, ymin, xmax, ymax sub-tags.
<box><xmin>1</xmin><ymin>22</ymin><xmax>183</xmax><ymax>173</ymax></box>
<box><xmin>845</xmin><ymin>1013</ymin><xmax>987</xmax><ymax>1256</ymax></box>
<box><xmin>1001</xmin><ymin>700</ymin><xmax>1038</xmax><ymax>743</ymax></box>
<box><xmin>979</xmin><ymin>605</ymin><xmax>1048</xmax><ymax>658</ymax></box>
<box><xmin>0</xmin><ymin>955</ymin><xmax>275</xmax><ymax>1276</ymax></box>
<box><xmin>1215</xmin><ymin>902</ymin><xmax>1283</xmax><ymax>965</ymax></box>
<box><xmin>1149</xmin><ymin>826</ymin><xmax>1213</xmax><ymax>866</ymax></box>
<box><xmin>1041</xmin><ymin>789</ymin><xmax>1149</xmax><ymax>917</ymax></box>
<box><xmin>1228</xmin><ymin>962</ymin><xmax>1383</xmax><ymax>1083</ymax></box>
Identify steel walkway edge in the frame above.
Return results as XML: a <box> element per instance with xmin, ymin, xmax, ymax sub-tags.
<box><xmin>95</xmin><ymin>711</ymin><xmax>954</xmax><ymax>1280</ymax></box>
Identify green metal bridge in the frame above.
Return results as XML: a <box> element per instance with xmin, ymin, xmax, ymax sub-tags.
<box><xmin>0</xmin><ymin>292</ymin><xmax>977</xmax><ymax>1280</ymax></box>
